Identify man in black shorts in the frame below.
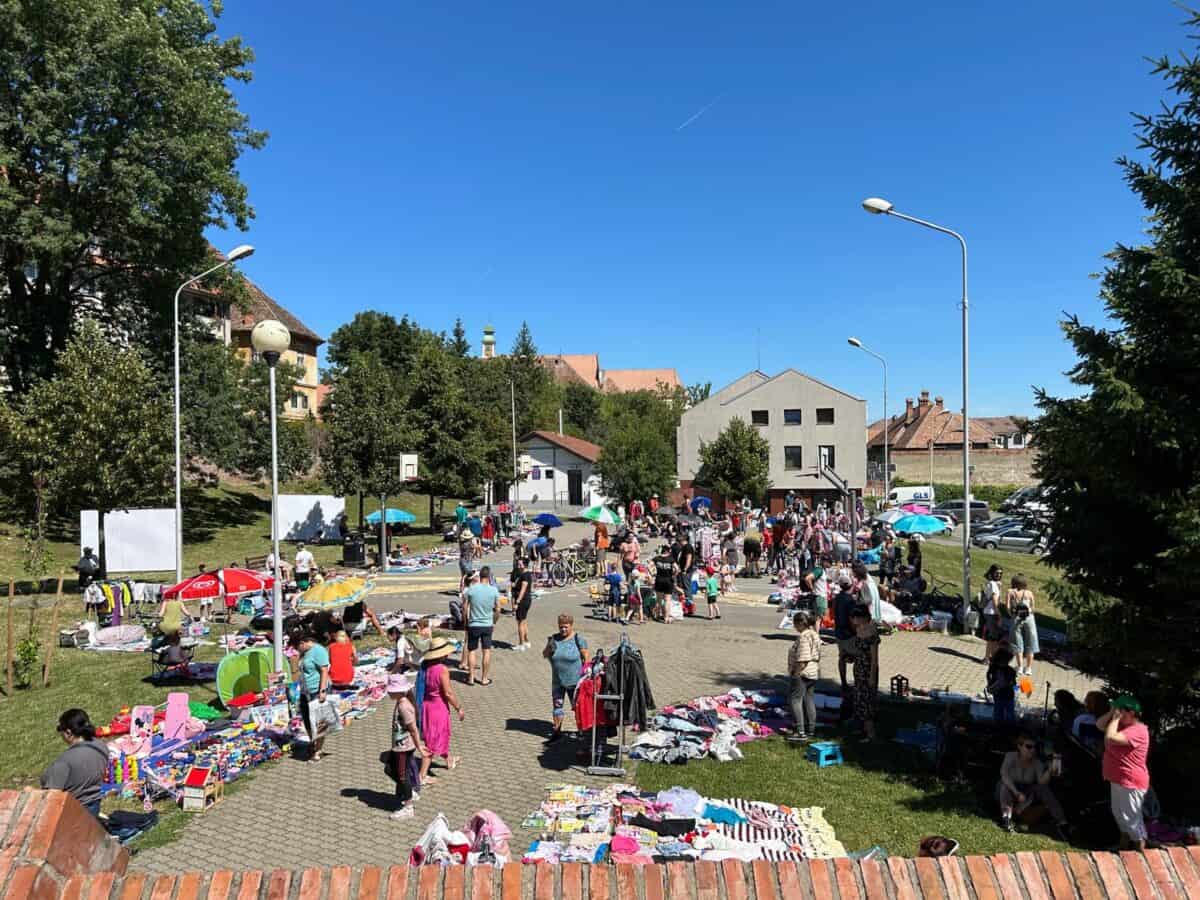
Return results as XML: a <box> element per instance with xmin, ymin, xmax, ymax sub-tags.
<box><xmin>742</xmin><ymin>531</ymin><xmax>762</xmax><ymax>578</ymax></box>
<box><xmin>510</xmin><ymin>557</ymin><xmax>533</xmax><ymax>652</ymax></box>
<box><xmin>673</xmin><ymin>534</ymin><xmax>696</xmax><ymax>604</ymax></box>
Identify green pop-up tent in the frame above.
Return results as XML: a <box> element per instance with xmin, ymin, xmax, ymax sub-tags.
<box><xmin>215</xmin><ymin>647</ymin><xmax>274</xmax><ymax>707</ymax></box>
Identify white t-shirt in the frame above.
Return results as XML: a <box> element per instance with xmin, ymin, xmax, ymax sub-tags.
<box><xmin>982</xmin><ymin>580</ymin><xmax>1001</xmax><ymax>616</ymax></box>
<box><xmin>295</xmin><ymin>550</ymin><xmax>315</xmax><ymax>573</ymax></box>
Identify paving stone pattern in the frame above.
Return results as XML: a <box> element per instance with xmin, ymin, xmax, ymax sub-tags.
<box><xmin>132</xmin><ymin>535</ymin><xmax>1099</xmax><ymax>875</ymax></box>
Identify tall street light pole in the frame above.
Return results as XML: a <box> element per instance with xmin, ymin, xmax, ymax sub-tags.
<box><xmin>862</xmin><ymin>197</ymin><xmax>971</xmax><ymax>606</ymax></box>
<box><xmin>251</xmin><ymin>319</ymin><xmax>291</xmax><ymax>673</ymax></box>
<box><xmin>847</xmin><ymin>338</ymin><xmax>888</xmax><ymax>505</ymax></box>
<box><xmin>509</xmin><ymin>354</ymin><xmax>530</xmax><ymax>510</ymax></box>
<box><xmin>172</xmin><ymin>244</ymin><xmax>255</xmax><ymax>583</ymax></box>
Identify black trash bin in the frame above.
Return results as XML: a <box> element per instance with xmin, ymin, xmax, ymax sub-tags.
<box><xmin>342</xmin><ymin>533</ymin><xmax>366</xmax><ymax>566</ymax></box>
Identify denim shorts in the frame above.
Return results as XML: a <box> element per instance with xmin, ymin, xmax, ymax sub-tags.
<box><xmin>552</xmin><ymin>682</ymin><xmax>578</xmax><ymax>719</ymax></box>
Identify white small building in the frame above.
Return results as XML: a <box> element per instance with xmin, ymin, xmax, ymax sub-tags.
<box><xmin>515</xmin><ymin>431</ymin><xmax>607</xmax><ymax>510</ymax></box>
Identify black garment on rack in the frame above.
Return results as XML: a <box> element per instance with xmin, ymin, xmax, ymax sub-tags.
<box><xmin>602</xmin><ymin>641</ymin><xmax>655</xmax><ymax>730</ymax></box>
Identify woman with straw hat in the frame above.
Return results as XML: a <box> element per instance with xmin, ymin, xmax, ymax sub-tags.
<box><xmin>418</xmin><ymin>637</ymin><xmax>464</xmax><ymax>784</ymax></box>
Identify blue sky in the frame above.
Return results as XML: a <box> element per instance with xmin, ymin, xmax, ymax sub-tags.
<box><xmin>209</xmin><ymin>1</ymin><xmax>1186</xmax><ymax>418</ymax></box>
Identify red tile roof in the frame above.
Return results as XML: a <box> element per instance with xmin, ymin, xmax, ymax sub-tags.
<box><xmin>601</xmin><ymin>368</ymin><xmax>682</xmax><ymax>393</ymax></box>
<box><xmin>229</xmin><ymin>280</ymin><xmax>323</xmax><ymax>345</ymax></box>
<box><xmin>868</xmin><ymin>391</ymin><xmax>993</xmax><ymax>450</ymax></box>
<box><xmin>522</xmin><ymin>430</ymin><xmax>602</xmax><ymax>463</ymax></box>
<box><xmin>540</xmin><ymin>354</ymin><xmax>600</xmax><ymax>388</ymax></box>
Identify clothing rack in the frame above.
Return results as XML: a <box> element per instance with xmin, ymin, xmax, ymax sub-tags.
<box><xmin>586</xmin><ymin>632</ymin><xmax>632</xmax><ymax>777</ymax></box>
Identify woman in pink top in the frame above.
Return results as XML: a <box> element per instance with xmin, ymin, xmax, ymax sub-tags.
<box><xmin>1097</xmin><ymin>694</ymin><xmax>1151</xmax><ymax>850</ymax></box>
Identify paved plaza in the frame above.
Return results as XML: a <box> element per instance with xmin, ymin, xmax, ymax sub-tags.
<box><xmin>132</xmin><ymin>535</ymin><xmax>1099</xmax><ymax>874</ymax></box>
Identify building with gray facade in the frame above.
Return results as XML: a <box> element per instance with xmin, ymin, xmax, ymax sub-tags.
<box><xmin>676</xmin><ymin>369</ymin><xmax>867</xmax><ymax>512</ymax></box>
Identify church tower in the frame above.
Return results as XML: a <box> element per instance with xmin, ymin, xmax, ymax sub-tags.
<box><xmin>481</xmin><ymin>323</ymin><xmax>497</xmax><ymax>359</ymax></box>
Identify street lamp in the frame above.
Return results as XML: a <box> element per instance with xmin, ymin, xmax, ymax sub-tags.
<box><xmin>172</xmin><ymin>245</ymin><xmax>255</xmax><ymax>583</ymax></box>
<box><xmin>847</xmin><ymin>338</ymin><xmax>889</xmax><ymax>506</ymax></box>
<box><xmin>861</xmin><ymin>196</ymin><xmax>971</xmax><ymax>606</ymax></box>
<box><xmin>509</xmin><ymin>354</ymin><xmax>531</xmax><ymax>510</ymax></box>
<box><xmin>251</xmin><ymin>319</ymin><xmax>291</xmax><ymax>673</ymax></box>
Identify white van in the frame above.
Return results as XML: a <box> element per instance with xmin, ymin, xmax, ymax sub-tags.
<box><xmin>884</xmin><ymin>485</ymin><xmax>935</xmax><ymax>508</ymax></box>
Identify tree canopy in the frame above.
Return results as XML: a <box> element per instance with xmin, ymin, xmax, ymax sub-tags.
<box><xmin>697</xmin><ymin>417</ymin><xmax>771</xmax><ymax>503</ymax></box>
<box><xmin>0</xmin><ymin>0</ymin><xmax>264</xmax><ymax>394</ymax></box>
<box><xmin>1032</xmin><ymin>20</ymin><xmax>1200</xmax><ymax>726</ymax></box>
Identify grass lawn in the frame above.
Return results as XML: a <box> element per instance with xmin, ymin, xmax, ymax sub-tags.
<box><xmin>0</xmin><ymin>482</ymin><xmax>462</xmax><ymax>596</ymax></box>
<box><xmin>634</xmin><ymin>708</ymin><xmax>1070</xmax><ymax>858</ymax></box>
<box><xmin>918</xmin><ymin>541</ymin><xmax>1067</xmax><ymax>633</ymax></box>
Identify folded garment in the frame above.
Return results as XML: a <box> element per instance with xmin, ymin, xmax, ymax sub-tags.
<box><xmin>629</xmin><ymin>813</ymin><xmax>694</xmax><ymax>837</ymax></box>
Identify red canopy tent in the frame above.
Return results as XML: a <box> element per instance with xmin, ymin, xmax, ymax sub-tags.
<box><xmin>163</xmin><ymin>568</ymin><xmax>274</xmax><ymax>602</ymax></box>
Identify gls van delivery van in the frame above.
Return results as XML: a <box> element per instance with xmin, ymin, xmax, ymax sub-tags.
<box><xmin>884</xmin><ymin>485</ymin><xmax>935</xmax><ymax>508</ymax></box>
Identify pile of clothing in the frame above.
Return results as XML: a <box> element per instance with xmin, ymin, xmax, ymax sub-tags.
<box><xmin>521</xmin><ymin>784</ymin><xmax>846</xmax><ymax>864</ymax></box>
<box><xmin>628</xmin><ymin>688</ymin><xmax>788</xmax><ymax>765</ymax></box>
<box><xmin>409</xmin><ymin>811</ymin><xmax>511</xmax><ymax>866</ymax></box>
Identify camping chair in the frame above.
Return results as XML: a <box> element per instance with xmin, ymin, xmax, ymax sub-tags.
<box><xmin>150</xmin><ymin>643</ymin><xmax>195</xmax><ymax>682</ymax></box>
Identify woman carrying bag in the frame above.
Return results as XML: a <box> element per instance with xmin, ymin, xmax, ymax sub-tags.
<box><xmin>292</xmin><ymin>628</ymin><xmax>342</xmax><ymax>762</ymax></box>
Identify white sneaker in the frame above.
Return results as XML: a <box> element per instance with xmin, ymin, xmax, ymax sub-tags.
<box><xmin>390</xmin><ymin>807</ymin><xmax>414</xmax><ymax>820</ymax></box>
<box><xmin>411</xmin><ymin>791</ymin><xmax>420</xmax><ymax>802</ymax></box>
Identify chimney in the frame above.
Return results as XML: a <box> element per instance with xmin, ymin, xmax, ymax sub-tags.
<box><xmin>918</xmin><ymin>390</ymin><xmax>931</xmax><ymax>411</ymax></box>
<box><xmin>905</xmin><ymin>398</ymin><xmax>914</xmax><ymax>422</ymax></box>
<box><xmin>934</xmin><ymin>395</ymin><xmax>944</xmax><ymax>410</ymax></box>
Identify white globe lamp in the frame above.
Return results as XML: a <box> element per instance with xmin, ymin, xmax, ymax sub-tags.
<box><xmin>251</xmin><ymin>319</ymin><xmax>290</xmax><ymax>365</ymax></box>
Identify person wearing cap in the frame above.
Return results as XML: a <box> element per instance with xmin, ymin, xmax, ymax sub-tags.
<box><xmin>832</xmin><ymin>574</ymin><xmax>859</xmax><ymax>691</ymax></box>
<box><xmin>386</xmin><ymin>671</ymin><xmax>426</xmax><ymax>819</ymax></box>
<box><xmin>417</xmin><ymin>637</ymin><xmax>464</xmax><ymax>784</ymax></box>
<box><xmin>1098</xmin><ymin>695</ymin><xmax>1151</xmax><ymax>850</ymax></box>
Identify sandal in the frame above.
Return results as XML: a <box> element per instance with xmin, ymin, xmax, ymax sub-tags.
<box><xmin>480</xmin><ymin>679</ymin><xmax>493</xmax><ymax>686</ymax></box>
<box><xmin>447</xmin><ymin>757</ymin><xmax>460</xmax><ymax>770</ymax></box>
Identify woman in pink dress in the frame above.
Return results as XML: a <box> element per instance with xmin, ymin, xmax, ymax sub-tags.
<box><xmin>418</xmin><ymin>637</ymin><xmax>464</xmax><ymax>783</ymax></box>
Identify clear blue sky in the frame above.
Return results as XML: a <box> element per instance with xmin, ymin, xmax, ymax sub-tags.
<box><xmin>208</xmin><ymin>1</ymin><xmax>1186</xmax><ymax>419</ymax></box>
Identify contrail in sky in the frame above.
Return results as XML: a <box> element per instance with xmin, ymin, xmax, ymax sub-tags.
<box><xmin>675</xmin><ymin>92</ymin><xmax>726</xmax><ymax>132</ymax></box>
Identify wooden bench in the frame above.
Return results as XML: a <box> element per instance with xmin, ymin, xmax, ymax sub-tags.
<box><xmin>245</xmin><ymin>554</ymin><xmax>268</xmax><ymax>570</ymax></box>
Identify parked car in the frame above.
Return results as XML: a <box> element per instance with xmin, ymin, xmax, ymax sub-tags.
<box><xmin>1000</xmin><ymin>487</ymin><xmax>1039</xmax><ymax>512</ymax></box>
<box><xmin>972</xmin><ymin>515</ymin><xmax>1027</xmax><ymax>536</ymax></box>
<box><xmin>927</xmin><ymin>514</ymin><xmax>955</xmax><ymax>534</ymax></box>
<box><xmin>973</xmin><ymin>525</ymin><xmax>1042</xmax><ymax>552</ymax></box>
<box><xmin>932</xmin><ymin>499</ymin><xmax>991</xmax><ymax>524</ymax></box>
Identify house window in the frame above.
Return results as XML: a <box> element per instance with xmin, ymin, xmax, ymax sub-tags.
<box><xmin>289</xmin><ymin>394</ymin><xmax>309</xmax><ymax>411</ymax></box>
<box><xmin>816</xmin><ymin>408</ymin><xmax>835</xmax><ymax>424</ymax></box>
<box><xmin>751</xmin><ymin>410</ymin><xmax>769</xmax><ymax>426</ymax></box>
<box><xmin>783</xmin><ymin>409</ymin><xmax>802</xmax><ymax>425</ymax></box>
<box><xmin>544</xmin><ymin>469</ymin><xmax>554</xmax><ymax>481</ymax></box>
<box><xmin>531</xmin><ymin>468</ymin><xmax>541</xmax><ymax>481</ymax></box>
<box><xmin>784</xmin><ymin>446</ymin><xmax>803</xmax><ymax>470</ymax></box>
<box><xmin>818</xmin><ymin>445</ymin><xmax>836</xmax><ymax>470</ymax></box>
<box><xmin>295</xmin><ymin>351</ymin><xmax>306</xmax><ymax>369</ymax></box>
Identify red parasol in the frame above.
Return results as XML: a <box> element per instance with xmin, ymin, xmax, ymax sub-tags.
<box><xmin>163</xmin><ymin>568</ymin><xmax>274</xmax><ymax>601</ymax></box>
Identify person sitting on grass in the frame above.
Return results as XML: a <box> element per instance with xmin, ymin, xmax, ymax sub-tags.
<box><xmin>328</xmin><ymin>627</ymin><xmax>357</xmax><ymax>689</ymax></box>
<box><xmin>996</xmin><ymin>731</ymin><xmax>1071</xmax><ymax>840</ymax></box>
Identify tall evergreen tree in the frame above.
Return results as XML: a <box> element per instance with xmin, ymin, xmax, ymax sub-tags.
<box><xmin>451</xmin><ymin>318</ymin><xmax>471</xmax><ymax>357</ymax></box>
<box><xmin>1032</xmin><ymin>19</ymin><xmax>1200</xmax><ymax>726</ymax></box>
<box><xmin>507</xmin><ymin>321</ymin><xmax>560</xmax><ymax>434</ymax></box>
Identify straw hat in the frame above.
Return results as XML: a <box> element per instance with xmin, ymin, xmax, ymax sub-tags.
<box><xmin>422</xmin><ymin>636</ymin><xmax>455</xmax><ymax>661</ymax></box>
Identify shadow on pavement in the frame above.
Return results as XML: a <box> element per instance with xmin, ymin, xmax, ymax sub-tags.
<box><xmin>340</xmin><ymin>787</ymin><xmax>399</xmax><ymax>812</ymax></box>
<box><xmin>506</xmin><ymin>717</ymin><xmax>553</xmax><ymax>738</ymax></box>
<box><xmin>930</xmin><ymin>646</ymin><xmax>984</xmax><ymax>663</ymax></box>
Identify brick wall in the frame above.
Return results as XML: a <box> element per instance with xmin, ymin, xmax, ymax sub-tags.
<box><xmin>887</xmin><ymin>447</ymin><xmax>1038</xmax><ymax>486</ymax></box>
<box><xmin>5</xmin><ymin>789</ymin><xmax>1200</xmax><ymax>899</ymax></box>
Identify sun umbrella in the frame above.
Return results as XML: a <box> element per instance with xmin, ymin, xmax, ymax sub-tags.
<box><xmin>533</xmin><ymin>513</ymin><xmax>563</xmax><ymax>528</ymax></box>
<box><xmin>874</xmin><ymin>508</ymin><xmax>908</xmax><ymax>525</ymax></box>
<box><xmin>466</xmin><ymin>516</ymin><xmax>483</xmax><ymax>536</ymax></box>
<box><xmin>366</xmin><ymin>508</ymin><xmax>416</xmax><ymax>525</ymax></box>
<box><xmin>655</xmin><ymin>507</ymin><xmax>679</xmax><ymax>519</ymax></box>
<box><xmin>581</xmin><ymin>505</ymin><xmax>621</xmax><ymax>525</ymax></box>
<box><xmin>689</xmin><ymin>497</ymin><xmax>712</xmax><ymax>510</ymax></box>
<box><xmin>163</xmin><ymin>568</ymin><xmax>273</xmax><ymax>601</ymax></box>
<box><xmin>296</xmin><ymin>576</ymin><xmax>374</xmax><ymax>611</ymax></box>
<box><xmin>892</xmin><ymin>514</ymin><xmax>948</xmax><ymax>535</ymax></box>
<box><xmin>678</xmin><ymin>514</ymin><xmax>702</xmax><ymax>526</ymax></box>
<box><xmin>900</xmin><ymin>503</ymin><xmax>931</xmax><ymax>514</ymax></box>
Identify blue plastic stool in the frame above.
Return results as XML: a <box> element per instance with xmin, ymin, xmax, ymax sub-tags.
<box><xmin>806</xmin><ymin>741</ymin><xmax>844</xmax><ymax>767</ymax></box>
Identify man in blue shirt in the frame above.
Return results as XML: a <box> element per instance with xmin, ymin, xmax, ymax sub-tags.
<box><xmin>464</xmin><ymin>566</ymin><xmax>499</xmax><ymax>685</ymax></box>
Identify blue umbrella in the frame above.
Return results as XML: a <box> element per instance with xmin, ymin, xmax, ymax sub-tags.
<box><xmin>466</xmin><ymin>516</ymin><xmax>483</xmax><ymax>536</ymax></box>
<box><xmin>892</xmin><ymin>514</ymin><xmax>946</xmax><ymax>535</ymax></box>
<box><xmin>690</xmin><ymin>497</ymin><xmax>712</xmax><ymax>511</ymax></box>
<box><xmin>533</xmin><ymin>513</ymin><xmax>563</xmax><ymax>528</ymax></box>
<box><xmin>366</xmin><ymin>508</ymin><xmax>416</xmax><ymax>525</ymax></box>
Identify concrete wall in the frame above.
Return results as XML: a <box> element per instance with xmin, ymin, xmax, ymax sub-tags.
<box><xmin>678</xmin><ymin>370</ymin><xmax>867</xmax><ymax>491</ymax></box>
<box><xmin>514</xmin><ymin>439</ymin><xmax>606</xmax><ymax>509</ymax></box>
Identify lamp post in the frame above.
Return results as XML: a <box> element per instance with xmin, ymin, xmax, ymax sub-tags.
<box><xmin>509</xmin><ymin>354</ymin><xmax>531</xmax><ymax>510</ymax></box>
<box><xmin>251</xmin><ymin>319</ymin><xmax>291</xmax><ymax>672</ymax></box>
<box><xmin>173</xmin><ymin>244</ymin><xmax>255</xmax><ymax>583</ymax></box>
<box><xmin>861</xmin><ymin>197</ymin><xmax>971</xmax><ymax>605</ymax></box>
<box><xmin>847</xmin><ymin>337</ymin><xmax>888</xmax><ymax>506</ymax></box>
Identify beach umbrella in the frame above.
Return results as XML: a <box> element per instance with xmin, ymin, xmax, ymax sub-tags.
<box><xmin>689</xmin><ymin>497</ymin><xmax>712</xmax><ymax>511</ymax></box>
<box><xmin>465</xmin><ymin>516</ymin><xmax>483</xmax><ymax>536</ymax></box>
<box><xmin>533</xmin><ymin>513</ymin><xmax>563</xmax><ymax>528</ymax></box>
<box><xmin>874</xmin><ymin>508</ymin><xmax>908</xmax><ymax>525</ymax></box>
<box><xmin>581</xmin><ymin>505</ymin><xmax>621</xmax><ymax>525</ymax></box>
<box><xmin>678</xmin><ymin>514</ymin><xmax>702</xmax><ymax>526</ymax></box>
<box><xmin>296</xmin><ymin>576</ymin><xmax>374</xmax><ymax>611</ymax></box>
<box><xmin>365</xmin><ymin>508</ymin><xmax>416</xmax><ymax>525</ymax></box>
<box><xmin>900</xmin><ymin>503</ymin><xmax>931</xmax><ymax>514</ymax></box>
<box><xmin>892</xmin><ymin>514</ymin><xmax>947</xmax><ymax>535</ymax></box>
<box><xmin>655</xmin><ymin>507</ymin><xmax>679</xmax><ymax>519</ymax></box>
<box><xmin>164</xmin><ymin>568</ymin><xmax>273</xmax><ymax>601</ymax></box>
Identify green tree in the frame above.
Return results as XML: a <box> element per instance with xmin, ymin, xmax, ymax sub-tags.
<box><xmin>595</xmin><ymin>423</ymin><xmax>676</xmax><ymax>507</ymax></box>
<box><xmin>697</xmin><ymin>417</ymin><xmax>771</xmax><ymax>503</ymax></box>
<box><xmin>0</xmin><ymin>321</ymin><xmax>171</xmax><ymax>570</ymax></box>
<box><xmin>686</xmin><ymin>382</ymin><xmax>712</xmax><ymax>407</ymax></box>
<box><xmin>508</xmin><ymin>322</ymin><xmax>560</xmax><ymax>434</ymax></box>
<box><xmin>325</xmin><ymin>312</ymin><xmax>439</xmax><ymax>379</ymax></box>
<box><xmin>1032</xmin><ymin>20</ymin><xmax>1200</xmax><ymax>727</ymax></box>
<box><xmin>562</xmin><ymin>382</ymin><xmax>603</xmax><ymax>441</ymax></box>
<box><xmin>320</xmin><ymin>352</ymin><xmax>414</xmax><ymax>509</ymax></box>
<box><xmin>451</xmin><ymin>318</ymin><xmax>471</xmax><ymax>357</ymax></box>
<box><xmin>0</xmin><ymin>0</ymin><xmax>265</xmax><ymax>394</ymax></box>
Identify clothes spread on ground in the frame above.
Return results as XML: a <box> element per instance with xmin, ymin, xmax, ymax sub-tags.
<box><xmin>627</xmin><ymin>687</ymin><xmax>788</xmax><ymax>764</ymax></box>
<box><xmin>520</xmin><ymin>783</ymin><xmax>845</xmax><ymax>864</ymax></box>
